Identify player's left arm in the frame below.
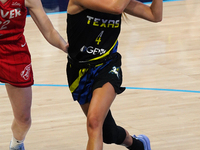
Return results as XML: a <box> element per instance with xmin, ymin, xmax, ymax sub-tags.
<box><xmin>25</xmin><ymin>0</ymin><xmax>68</xmax><ymax>53</ymax></box>
<box><xmin>124</xmin><ymin>0</ymin><xmax>163</xmax><ymax>22</ymax></box>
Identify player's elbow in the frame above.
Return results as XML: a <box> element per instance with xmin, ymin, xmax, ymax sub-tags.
<box><xmin>152</xmin><ymin>15</ymin><xmax>163</xmax><ymax>23</ymax></box>
<box><xmin>111</xmin><ymin>6</ymin><xmax>124</xmax><ymax>15</ymax></box>
<box><xmin>154</xmin><ymin>17</ymin><xmax>162</xmax><ymax>22</ymax></box>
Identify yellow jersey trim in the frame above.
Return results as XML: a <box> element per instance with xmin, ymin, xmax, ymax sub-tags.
<box><xmin>89</xmin><ymin>39</ymin><xmax>118</xmax><ymax>61</ymax></box>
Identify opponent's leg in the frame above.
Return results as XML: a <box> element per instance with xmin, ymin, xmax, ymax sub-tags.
<box><xmin>5</xmin><ymin>84</ymin><xmax>32</xmax><ymax>150</ymax></box>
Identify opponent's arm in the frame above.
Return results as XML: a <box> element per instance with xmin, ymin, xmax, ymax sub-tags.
<box><xmin>124</xmin><ymin>0</ymin><xmax>163</xmax><ymax>22</ymax></box>
<box><xmin>25</xmin><ymin>0</ymin><xmax>68</xmax><ymax>53</ymax></box>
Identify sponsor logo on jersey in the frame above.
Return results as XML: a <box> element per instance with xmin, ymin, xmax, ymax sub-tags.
<box><xmin>12</xmin><ymin>2</ymin><xmax>21</xmax><ymax>7</ymax></box>
<box><xmin>80</xmin><ymin>45</ymin><xmax>106</xmax><ymax>55</ymax></box>
<box><xmin>20</xmin><ymin>64</ymin><xmax>31</xmax><ymax>80</ymax></box>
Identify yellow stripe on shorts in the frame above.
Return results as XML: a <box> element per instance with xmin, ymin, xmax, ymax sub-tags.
<box><xmin>69</xmin><ymin>68</ymin><xmax>88</xmax><ymax>93</ymax></box>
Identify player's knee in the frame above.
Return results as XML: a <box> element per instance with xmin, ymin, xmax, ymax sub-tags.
<box><xmin>103</xmin><ymin>110</ymin><xmax>126</xmax><ymax>144</ymax></box>
<box><xmin>103</xmin><ymin>125</ymin><xmax>115</xmax><ymax>144</ymax></box>
<box><xmin>103</xmin><ymin>125</ymin><xmax>126</xmax><ymax>145</ymax></box>
<box><xmin>115</xmin><ymin>126</ymin><xmax>126</xmax><ymax>144</ymax></box>
<box><xmin>15</xmin><ymin>113</ymin><xmax>31</xmax><ymax>126</ymax></box>
<box><xmin>87</xmin><ymin>114</ymin><xmax>101</xmax><ymax>130</ymax></box>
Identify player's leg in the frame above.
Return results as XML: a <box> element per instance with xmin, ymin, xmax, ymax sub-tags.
<box><xmin>103</xmin><ymin>110</ymin><xmax>132</xmax><ymax>146</ymax></box>
<box><xmin>126</xmin><ymin>134</ymin><xmax>151</xmax><ymax>150</ymax></box>
<box><xmin>102</xmin><ymin>104</ymin><xmax>150</xmax><ymax>150</ymax></box>
<box><xmin>5</xmin><ymin>84</ymin><xmax>32</xmax><ymax>150</ymax></box>
<box><xmin>80</xmin><ymin>83</ymin><xmax>150</xmax><ymax>150</ymax></box>
<box><xmin>81</xmin><ymin>82</ymin><xmax>116</xmax><ymax>150</ymax></box>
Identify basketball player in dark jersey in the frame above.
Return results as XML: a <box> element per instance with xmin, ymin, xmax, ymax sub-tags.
<box><xmin>0</xmin><ymin>0</ymin><xmax>68</xmax><ymax>149</ymax></box>
<box><xmin>66</xmin><ymin>0</ymin><xmax>163</xmax><ymax>150</ymax></box>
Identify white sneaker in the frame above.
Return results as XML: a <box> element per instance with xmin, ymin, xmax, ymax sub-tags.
<box><xmin>9</xmin><ymin>143</ymin><xmax>25</xmax><ymax>150</ymax></box>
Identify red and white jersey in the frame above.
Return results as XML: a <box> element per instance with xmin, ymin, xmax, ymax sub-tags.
<box><xmin>0</xmin><ymin>0</ymin><xmax>27</xmax><ymax>42</ymax></box>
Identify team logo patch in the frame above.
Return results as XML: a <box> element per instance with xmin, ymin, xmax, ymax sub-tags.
<box><xmin>109</xmin><ymin>66</ymin><xmax>120</xmax><ymax>78</ymax></box>
<box><xmin>20</xmin><ymin>64</ymin><xmax>31</xmax><ymax>80</ymax></box>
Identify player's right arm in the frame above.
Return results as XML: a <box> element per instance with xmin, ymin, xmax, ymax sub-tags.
<box><xmin>124</xmin><ymin>0</ymin><xmax>163</xmax><ymax>22</ymax></box>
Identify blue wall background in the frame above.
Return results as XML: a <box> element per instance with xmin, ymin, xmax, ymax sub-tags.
<box><xmin>41</xmin><ymin>0</ymin><xmax>69</xmax><ymax>13</ymax></box>
<box><xmin>33</xmin><ymin>0</ymin><xmax>153</xmax><ymax>14</ymax></box>
<box><xmin>29</xmin><ymin>0</ymin><xmax>179</xmax><ymax>14</ymax></box>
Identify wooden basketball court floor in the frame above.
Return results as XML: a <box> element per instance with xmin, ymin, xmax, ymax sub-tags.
<box><xmin>1</xmin><ymin>0</ymin><xmax>200</xmax><ymax>149</ymax></box>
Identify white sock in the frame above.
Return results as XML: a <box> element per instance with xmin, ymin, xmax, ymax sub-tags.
<box><xmin>10</xmin><ymin>136</ymin><xmax>24</xmax><ymax>148</ymax></box>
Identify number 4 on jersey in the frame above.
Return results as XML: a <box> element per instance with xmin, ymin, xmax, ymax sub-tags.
<box><xmin>95</xmin><ymin>31</ymin><xmax>104</xmax><ymax>45</ymax></box>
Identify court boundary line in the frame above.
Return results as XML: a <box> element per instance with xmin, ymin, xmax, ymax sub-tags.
<box><xmin>17</xmin><ymin>0</ymin><xmax>193</xmax><ymax>94</ymax></box>
<box><xmin>0</xmin><ymin>83</ymin><xmax>199</xmax><ymax>93</ymax></box>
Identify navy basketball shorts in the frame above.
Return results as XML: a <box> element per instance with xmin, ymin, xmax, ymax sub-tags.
<box><xmin>66</xmin><ymin>52</ymin><xmax>126</xmax><ymax>105</ymax></box>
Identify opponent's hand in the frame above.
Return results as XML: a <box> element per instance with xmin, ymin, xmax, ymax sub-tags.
<box><xmin>63</xmin><ymin>42</ymin><xmax>69</xmax><ymax>53</ymax></box>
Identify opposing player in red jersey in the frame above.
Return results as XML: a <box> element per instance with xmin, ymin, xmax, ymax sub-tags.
<box><xmin>0</xmin><ymin>0</ymin><xmax>68</xmax><ymax>149</ymax></box>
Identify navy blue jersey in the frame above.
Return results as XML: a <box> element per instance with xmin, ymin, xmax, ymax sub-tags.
<box><xmin>67</xmin><ymin>9</ymin><xmax>121</xmax><ymax>62</ymax></box>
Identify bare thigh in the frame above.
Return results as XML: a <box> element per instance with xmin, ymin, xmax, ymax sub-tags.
<box><xmin>81</xmin><ymin>82</ymin><xmax>116</xmax><ymax>120</ymax></box>
<box><xmin>5</xmin><ymin>84</ymin><xmax>32</xmax><ymax>119</ymax></box>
